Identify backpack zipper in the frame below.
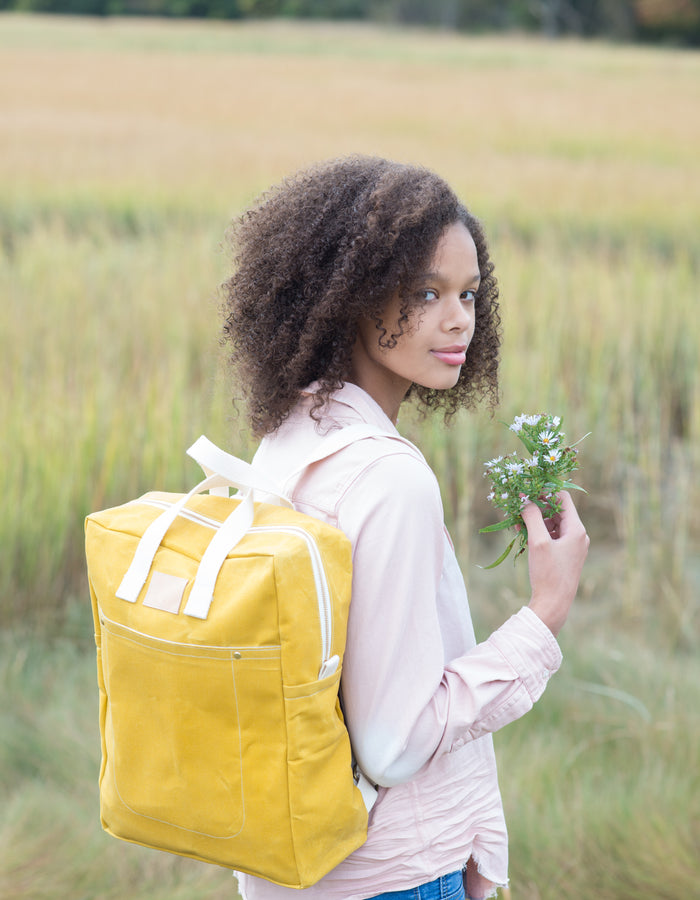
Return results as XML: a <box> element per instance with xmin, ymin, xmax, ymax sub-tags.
<box><xmin>131</xmin><ymin>497</ymin><xmax>335</xmax><ymax>677</ymax></box>
<box><xmin>97</xmin><ymin>607</ymin><xmax>279</xmax><ymax>655</ymax></box>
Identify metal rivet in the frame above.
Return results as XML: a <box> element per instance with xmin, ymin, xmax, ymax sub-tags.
<box><xmin>233</xmin><ymin>651</ymin><xmax>242</xmax><ymax>660</ymax></box>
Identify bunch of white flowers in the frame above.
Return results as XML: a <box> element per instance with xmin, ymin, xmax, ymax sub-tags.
<box><xmin>480</xmin><ymin>414</ymin><xmax>587</xmax><ymax>567</ymax></box>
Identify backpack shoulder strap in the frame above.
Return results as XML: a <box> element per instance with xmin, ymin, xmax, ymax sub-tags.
<box><xmin>278</xmin><ymin>423</ymin><xmax>420</xmax><ymax>495</ymax></box>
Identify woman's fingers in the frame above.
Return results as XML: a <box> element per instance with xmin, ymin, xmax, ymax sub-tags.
<box><xmin>524</xmin><ymin>491</ymin><xmax>589</xmax><ymax>636</ymax></box>
<box><xmin>519</xmin><ymin>497</ymin><xmax>549</xmax><ymax>541</ymax></box>
<box><xmin>553</xmin><ymin>490</ymin><xmax>585</xmax><ymax>538</ymax></box>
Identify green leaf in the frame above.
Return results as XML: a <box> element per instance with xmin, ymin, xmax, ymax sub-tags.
<box><xmin>479</xmin><ymin>516</ymin><xmax>520</xmax><ymax>533</ymax></box>
<box><xmin>561</xmin><ymin>480</ymin><xmax>587</xmax><ymax>493</ymax></box>
<box><xmin>518</xmin><ymin>434</ymin><xmax>538</xmax><ymax>454</ymax></box>
<box><xmin>570</xmin><ymin>431</ymin><xmax>592</xmax><ymax>448</ymax></box>
<box><xmin>478</xmin><ymin>536</ymin><xmax>518</xmax><ymax>569</ymax></box>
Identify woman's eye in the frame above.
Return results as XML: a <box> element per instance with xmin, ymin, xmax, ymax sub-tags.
<box><xmin>423</xmin><ymin>289</ymin><xmax>439</xmax><ymax>302</ymax></box>
<box><xmin>461</xmin><ymin>290</ymin><xmax>477</xmax><ymax>302</ymax></box>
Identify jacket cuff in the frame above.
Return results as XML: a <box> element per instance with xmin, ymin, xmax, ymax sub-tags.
<box><xmin>489</xmin><ymin>606</ymin><xmax>563</xmax><ymax>703</ymax></box>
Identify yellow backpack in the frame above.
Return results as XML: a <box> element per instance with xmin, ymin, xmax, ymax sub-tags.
<box><xmin>85</xmin><ymin>431</ymin><xmax>380</xmax><ymax>889</ymax></box>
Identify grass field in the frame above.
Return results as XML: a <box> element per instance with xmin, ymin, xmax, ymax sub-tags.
<box><xmin>1</xmin><ymin>13</ymin><xmax>699</xmax><ymax>899</ymax></box>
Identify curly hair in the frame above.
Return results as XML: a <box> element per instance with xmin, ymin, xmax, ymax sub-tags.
<box><xmin>221</xmin><ymin>155</ymin><xmax>501</xmax><ymax>436</ymax></box>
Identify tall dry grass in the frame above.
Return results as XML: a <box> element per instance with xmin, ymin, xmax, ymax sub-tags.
<box><xmin>0</xmin><ymin>14</ymin><xmax>699</xmax><ymax>899</ymax></box>
<box><xmin>2</xmin><ymin>13</ymin><xmax>698</xmax><ymax>633</ymax></box>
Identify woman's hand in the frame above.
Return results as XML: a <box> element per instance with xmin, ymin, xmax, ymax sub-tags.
<box><xmin>521</xmin><ymin>491</ymin><xmax>589</xmax><ymax>637</ymax></box>
<box><xmin>463</xmin><ymin>855</ymin><xmax>496</xmax><ymax>899</ymax></box>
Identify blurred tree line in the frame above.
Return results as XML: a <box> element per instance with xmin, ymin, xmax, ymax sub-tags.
<box><xmin>2</xmin><ymin>0</ymin><xmax>699</xmax><ymax>45</ymax></box>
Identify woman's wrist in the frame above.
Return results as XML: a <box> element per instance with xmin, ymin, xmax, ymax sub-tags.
<box><xmin>527</xmin><ymin>595</ymin><xmax>565</xmax><ymax>637</ymax></box>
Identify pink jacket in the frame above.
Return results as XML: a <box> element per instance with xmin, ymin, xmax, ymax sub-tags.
<box><xmin>236</xmin><ymin>383</ymin><xmax>562</xmax><ymax>900</ymax></box>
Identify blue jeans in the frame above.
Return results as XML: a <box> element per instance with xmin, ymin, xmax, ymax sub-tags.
<box><xmin>365</xmin><ymin>869</ymin><xmax>465</xmax><ymax>900</ymax></box>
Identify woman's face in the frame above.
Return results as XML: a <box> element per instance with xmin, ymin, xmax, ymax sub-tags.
<box><xmin>348</xmin><ymin>221</ymin><xmax>480</xmax><ymax>424</ymax></box>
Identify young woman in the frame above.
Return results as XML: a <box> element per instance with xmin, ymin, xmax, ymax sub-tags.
<box><xmin>222</xmin><ymin>156</ymin><xmax>589</xmax><ymax>900</ymax></box>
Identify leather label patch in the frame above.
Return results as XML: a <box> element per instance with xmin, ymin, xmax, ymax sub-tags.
<box><xmin>143</xmin><ymin>571</ymin><xmax>188</xmax><ymax>614</ymax></box>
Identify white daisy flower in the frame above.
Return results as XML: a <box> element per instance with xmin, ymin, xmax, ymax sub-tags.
<box><xmin>538</xmin><ymin>429</ymin><xmax>558</xmax><ymax>446</ymax></box>
<box><xmin>506</xmin><ymin>461</ymin><xmax>525</xmax><ymax>475</ymax></box>
<box><xmin>544</xmin><ymin>449</ymin><xmax>561</xmax><ymax>464</ymax></box>
<box><xmin>526</xmin><ymin>454</ymin><xmax>539</xmax><ymax>467</ymax></box>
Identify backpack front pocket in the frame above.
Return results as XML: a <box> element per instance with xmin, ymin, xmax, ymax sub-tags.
<box><xmin>99</xmin><ymin>614</ymin><xmax>274</xmax><ymax>839</ymax></box>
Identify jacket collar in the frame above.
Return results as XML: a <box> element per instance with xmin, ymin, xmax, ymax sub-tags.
<box><xmin>301</xmin><ymin>381</ymin><xmax>399</xmax><ymax>434</ymax></box>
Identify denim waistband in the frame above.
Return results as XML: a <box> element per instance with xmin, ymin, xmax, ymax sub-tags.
<box><xmin>365</xmin><ymin>869</ymin><xmax>464</xmax><ymax>900</ymax></box>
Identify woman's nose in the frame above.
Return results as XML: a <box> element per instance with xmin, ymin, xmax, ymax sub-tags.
<box><xmin>445</xmin><ymin>296</ymin><xmax>473</xmax><ymax>332</ymax></box>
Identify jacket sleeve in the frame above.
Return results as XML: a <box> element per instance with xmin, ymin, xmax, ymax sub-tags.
<box><xmin>336</xmin><ymin>449</ymin><xmax>562</xmax><ymax>788</ymax></box>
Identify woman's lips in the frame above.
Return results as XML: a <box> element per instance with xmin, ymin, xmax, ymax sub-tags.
<box><xmin>431</xmin><ymin>347</ymin><xmax>467</xmax><ymax>365</ymax></box>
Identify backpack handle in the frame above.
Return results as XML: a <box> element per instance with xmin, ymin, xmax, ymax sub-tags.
<box><xmin>117</xmin><ymin>425</ymin><xmax>392</xmax><ymax>619</ymax></box>
<box><xmin>183</xmin><ymin>427</ymin><xmax>390</xmax><ymax>619</ymax></box>
<box><xmin>187</xmin><ymin>436</ymin><xmax>295</xmax><ymax>506</ymax></box>
<box><xmin>115</xmin><ymin>472</ymin><xmax>256</xmax><ymax>607</ymax></box>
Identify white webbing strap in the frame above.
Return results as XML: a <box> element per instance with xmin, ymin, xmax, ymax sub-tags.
<box><xmin>279</xmin><ymin>423</ymin><xmax>392</xmax><ymax>492</ymax></box>
<box><xmin>116</xmin><ymin>472</ymin><xmax>234</xmax><ymax>604</ymax></box>
<box><xmin>181</xmin><ymin>426</ymin><xmax>390</xmax><ymax>621</ymax></box>
<box><xmin>355</xmin><ymin>768</ymin><xmax>379</xmax><ymax>814</ymax></box>
<box><xmin>117</xmin><ymin>426</ymin><xmax>399</xmax><ymax>617</ymax></box>
<box><xmin>182</xmin><ymin>489</ymin><xmax>254</xmax><ymax>619</ymax></box>
<box><xmin>187</xmin><ymin>436</ymin><xmax>294</xmax><ymax>507</ymax></box>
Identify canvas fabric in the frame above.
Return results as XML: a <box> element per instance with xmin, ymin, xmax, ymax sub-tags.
<box><xmin>85</xmin><ymin>433</ymin><xmax>381</xmax><ymax>889</ymax></box>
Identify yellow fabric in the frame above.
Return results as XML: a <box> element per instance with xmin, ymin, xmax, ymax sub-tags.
<box><xmin>86</xmin><ymin>491</ymin><xmax>368</xmax><ymax>889</ymax></box>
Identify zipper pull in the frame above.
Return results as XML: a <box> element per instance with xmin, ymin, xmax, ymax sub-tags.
<box><xmin>318</xmin><ymin>654</ymin><xmax>340</xmax><ymax>680</ymax></box>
